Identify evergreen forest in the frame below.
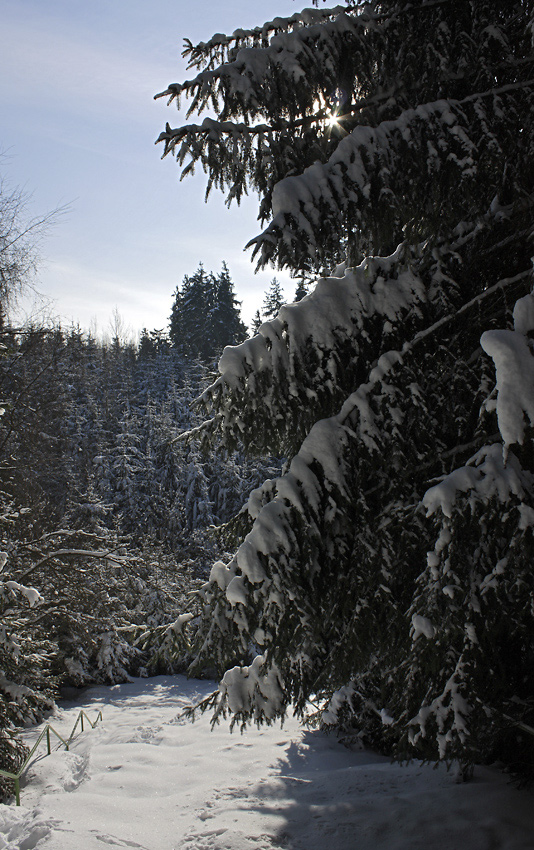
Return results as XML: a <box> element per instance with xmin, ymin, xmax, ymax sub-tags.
<box><xmin>0</xmin><ymin>258</ymin><xmax>279</xmax><ymax>794</ymax></box>
<box><xmin>2</xmin><ymin>0</ymin><xmax>534</xmax><ymax>793</ymax></box>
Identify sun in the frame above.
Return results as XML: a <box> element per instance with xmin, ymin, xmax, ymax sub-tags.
<box><xmin>311</xmin><ymin>97</ymin><xmax>346</xmax><ymax>135</ymax></box>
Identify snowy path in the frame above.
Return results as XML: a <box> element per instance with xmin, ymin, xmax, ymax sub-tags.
<box><xmin>0</xmin><ymin>676</ymin><xmax>533</xmax><ymax>850</ymax></box>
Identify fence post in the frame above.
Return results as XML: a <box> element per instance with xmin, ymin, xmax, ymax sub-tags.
<box><xmin>6</xmin><ymin>710</ymin><xmax>102</xmax><ymax>806</ymax></box>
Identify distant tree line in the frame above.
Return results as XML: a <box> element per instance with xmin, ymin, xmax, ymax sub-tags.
<box><xmin>0</xmin><ymin>234</ymin><xmax>283</xmax><ymax>796</ymax></box>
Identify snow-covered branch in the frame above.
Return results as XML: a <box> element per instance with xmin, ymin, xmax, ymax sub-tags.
<box><xmin>17</xmin><ymin>549</ymin><xmax>128</xmax><ymax>583</ymax></box>
<box><xmin>247</xmin><ymin>93</ymin><xmax>528</xmax><ymax>268</ymax></box>
<box><xmin>181</xmin><ymin>5</ymin><xmax>349</xmax><ymax>72</ymax></box>
<box><xmin>156</xmin><ymin>6</ymin><xmax>369</xmax><ymax>116</ymax></box>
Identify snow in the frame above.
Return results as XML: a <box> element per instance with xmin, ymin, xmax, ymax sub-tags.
<box><xmin>5</xmin><ymin>583</ymin><xmax>43</xmax><ymax>609</ymax></box>
<box><xmin>411</xmin><ymin>613</ymin><xmax>436</xmax><ymax>641</ymax></box>
<box><xmin>253</xmin><ymin>99</ymin><xmax>478</xmax><ymax>265</ymax></box>
<box><xmin>481</xmin><ymin>293</ymin><xmax>534</xmax><ymax>452</ymax></box>
<box><xmin>2</xmin><ymin>581</ymin><xmax>43</xmax><ymax>609</ymax></box>
<box><xmin>166</xmin><ymin>5</ymin><xmax>362</xmax><ymax>106</ymax></box>
<box><xmin>219</xmin><ymin>656</ymin><xmax>284</xmax><ymax>719</ymax></box>
<box><xmin>225</xmin><ymin>574</ymin><xmax>248</xmax><ymax>606</ymax></box>
<box><xmin>2</xmin><ymin>675</ymin><xmax>533</xmax><ymax>850</ymax></box>
<box><xmin>166</xmin><ymin>614</ymin><xmax>194</xmax><ymax>636</ymax></box>
<box><xmin>183</xmin><ymin>5</ymin><xmax>348</xmax><ymax>67</ymax></box>
<box><xmin>422</xmin><ymin>445</ymin><xmax>533</xmax><ymax>519</ymax></box>
<box><xmin>481</xmin><ymin>329</ymin><xmax>534</xmax><ymax>451</ymax></box>
<box><xmin>212</xmin><ymin>251</ymin><xmax>424</xmax><ymax>402</ymax></box>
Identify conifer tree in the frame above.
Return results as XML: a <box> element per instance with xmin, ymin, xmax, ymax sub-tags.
<box><xmin>170</xmin><ymin>264</ymin><xmax>213</xmax><ymax>359</ymax></box>
<box><xmin>261</xmin><ymin>278</ymin><xmax>285</xmax><ymax>320</ymax></box>
<box><xmin>210</xmin><ymin>262</ymin><xmax>248</xmax><ymax>353</ymax></box>
<box><xmin>250</xmin><ymin>310</ymin><xmax>262</xmax><ymax>335</ymax></box>
<box><xmin>157</xmin><ymin>0</ymin><xmax>534</xmax><ymax>772</ymax></box>
<box><xmin>169</xmin><ymin>264</ymin><xmax>246</xmax><ymax>360</ymax></box>
<box><xmin>138</xmin><ymin>328</ymin><xmax>151</xmax><ymax>358</ymax></box>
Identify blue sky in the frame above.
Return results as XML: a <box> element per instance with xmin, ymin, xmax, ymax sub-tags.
<box><xmin>1</xmin><ymin>0</ymin><xmax>301</xmax><ymax>337</ymax></box>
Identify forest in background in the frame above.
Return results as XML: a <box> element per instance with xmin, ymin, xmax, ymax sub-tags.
<box><xmin>0</xmin><ymin>250</ymin><xmax>291</xmax><ymax>795</ymax></box>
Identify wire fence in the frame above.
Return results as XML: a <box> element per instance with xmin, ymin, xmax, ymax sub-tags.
<box><xmin>0</xmin><ymin>709</ymin><xmax>103</xmax><ymax>805</ymax></box>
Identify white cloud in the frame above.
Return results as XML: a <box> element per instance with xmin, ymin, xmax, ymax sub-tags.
<box><xmin>2</xmin><ymin>0</ymin><xmax>306</xmax><ymax>337</ymax></box>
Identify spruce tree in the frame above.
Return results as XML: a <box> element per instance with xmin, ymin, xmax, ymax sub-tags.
<box><xmin>210</xmin><ymin>263</ymin><xmax>248</xmax><ymax>353</ymax></box>
<box><xmin>157</xmin><ymin>1</ymin><xmax>534</xmax><ymax>772</ymax></box>
<box><xmin>169</xmin><ymin>264</ymin><xmax>246</xmax><ymax>360</ymax></box>
<box><xmin>250</xmin><ymin>310</ymin><xmax>262</xmax><ymax>335</ymax></box>
<box><xmin>138</xmin><ymin>328</ymin><xmax>160</xmax><ymax>359</ymax></box>
<box><xmin>262</xmin><ymin>277</ymin><xmax>285</xmax><ymax>320</ymax></box>
<box><xmin>169</xmin><ymin>264</ymin><xmax>213</xmax><ymax>358</ymax></box>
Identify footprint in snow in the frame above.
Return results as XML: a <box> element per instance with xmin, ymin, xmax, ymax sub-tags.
<box><xmin>127</xmin><ymin>725</ymin><xmax>164</xmax><ymax>744</ymax></box>
<box><xmin>91</xmin><ymin>830</ymin><xmax>149</xmax><ymax>848</ymax></box>
<box><xmin>62</xmin><ymin>752</ymin><xmax>89</xmax><ymax>792</ymax></box>
<box><xmin>181</xmin><ymin>827</ymin><xmax>279</xmax><ymax>850</ymax></box>
<box><xmin>0</xmin><ymin>808</ymin><xmax>60</xmax><ymax>850</ymax></box>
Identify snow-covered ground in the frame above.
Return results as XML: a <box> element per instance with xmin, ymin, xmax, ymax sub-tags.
<box><xmin>1</xmin><ymin>676</ymin><xmax>533</xmax><ymax>850</ymax></box>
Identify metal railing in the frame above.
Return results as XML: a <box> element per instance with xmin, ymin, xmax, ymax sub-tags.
<box><xmin>0</xmin><ymin>709</ymin><xmax>103</xmax><ymax>805</ymax></box>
